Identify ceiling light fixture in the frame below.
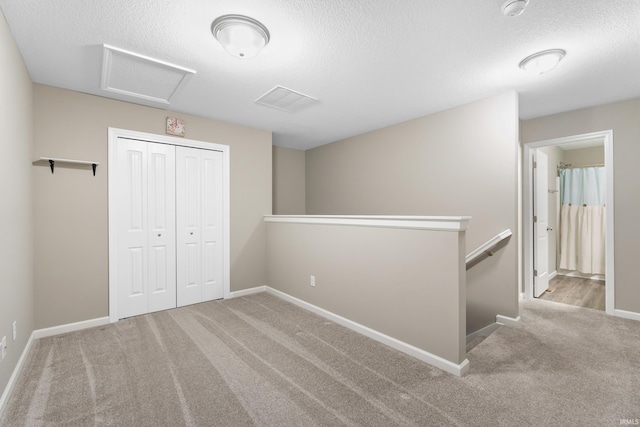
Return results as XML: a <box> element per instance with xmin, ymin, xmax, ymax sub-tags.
<box><xmin>502</xmin><ymin>0</ymin><xmax>529</xmax><ymax>17</ymax></box>
<box><xmin>519</xmin><ymin>49</ymin><xmax>566</xmax><ymax>75</ymax></box>
<box><xmin>211</xmin><ymin>14</ymin><xmax>270</xmax><ymax>59</ymax></box>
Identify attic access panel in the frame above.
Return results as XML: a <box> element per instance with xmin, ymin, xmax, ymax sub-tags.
<box><xmin>101</xmin><ymin>44</ymin><xmax>195</xmax><ymax>105</ymax></box>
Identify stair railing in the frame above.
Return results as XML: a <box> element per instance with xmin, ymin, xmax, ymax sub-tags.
<box><xmin>465</xmin><ymin>229</ymin><xmax>512</xmax><ymax>268</ymax></box>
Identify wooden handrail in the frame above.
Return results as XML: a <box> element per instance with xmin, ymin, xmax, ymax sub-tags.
<box><xmin>466</xmin><ymin>229</ymin><xmax>512</xmax><ymax>266</ymax></box>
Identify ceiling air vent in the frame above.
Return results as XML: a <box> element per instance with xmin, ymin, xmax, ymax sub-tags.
<box><xmin>101</xmin><ymin>44</ymin><xmax>195</xmax><ymax>105</ymax></box>
<box><xmin>255</xmin><ymin>86</ymin><xmax>318</xmax><ymax>113</ymax></box>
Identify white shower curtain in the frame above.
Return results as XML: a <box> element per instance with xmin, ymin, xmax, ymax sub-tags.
<box><xmin>558</xmin><ymin>167</ymin><xmax>605</xmax><ymax>274</ymax></box>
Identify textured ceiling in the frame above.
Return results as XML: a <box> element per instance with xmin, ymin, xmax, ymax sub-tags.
<box><xmin>1</xmin><ymin>0</ymin><xmax>639</xmax><ymax>150</ymax></box>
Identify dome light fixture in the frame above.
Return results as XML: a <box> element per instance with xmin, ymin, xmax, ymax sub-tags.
<box><xmin>211</xmin><ymin>14</ymin><xmax>270</xmax><ymax>59</ymax></box>
<box><xmin>519</xmin><ymin>49</ymin><xmax>566</xmax><ymax>75</ymax></box>
<box><xmin>502</xmin><ymin>0</ymin><xmax>529</xmax><ymax>17</ymax></box>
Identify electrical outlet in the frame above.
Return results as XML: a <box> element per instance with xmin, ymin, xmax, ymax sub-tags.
<box><xmin>13</xmin><ymin>321</ymin><xmax>17</xmax><ymax>341</ymax></box>
<box><xmin>310</xmin><ymin>275</ymin><xmax>316</xmax><ymax>287</ymax></box>
<box><xmin>1</xmin><ymin>336</ymin><xmax>6</xmax><ymax>360</ymax></box>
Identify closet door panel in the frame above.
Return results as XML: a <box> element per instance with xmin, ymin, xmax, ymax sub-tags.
<box><xmin>116</xmin><ymin>139</ymin><xmax>149</xmax><ymax>318</ymax></box>
<box><xmin>111</xmin><ymin>132</ymin><xmax>227</xmax><ymax>321</ymax></box>
<box><xmin>147</xmin><ymin>144</ymin><xmax>176</xmax><ymax>313</ymax></box>
<box><xmin>201</xmin><ymin>150</ymin><xmax>224</xmax><ymax>301</ymax></box>
<box><xmin>176</xmin><ymin>147</ymin><xmax>203</xmax><ymax>307</ymax></box>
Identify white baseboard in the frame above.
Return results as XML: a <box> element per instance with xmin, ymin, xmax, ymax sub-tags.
<box><xmin>265</xmin><ymin>287</ymin><xmax>469</xmax><ymax>377</ymax></box>
<box><xmin>496</xmin><ymin>314</ymin><xmax>521</xmax><ymax>326</ymax></box>
<box><xmin>549</xmin><ymin>270</ymin><xmax>558</xmax><ymax>280</ymax></box>
<box><xmin>2</xmin><ymin>315</ymin><xmax>126</xmax><ymax>418</ymax></box>
<box><xmin>614</xmin><ymin>309</ymin><xmax>640</xmax><ymax>322</ymax></box>
<box><xmin>557</xmin><ymin>269</ymin><xmax>605</xmax><ymax>282</ymax></box>
<box><xmin>0</xmin><ymin>332</ymin><xmax>34</xmax><ymax>420</ymax></box>
<box><xmin>467</xmin><ymin>312</ymin><xmax>522</xmax><ymax>345</ymax></box>
<box><xmin>466</xmin><ymin>322</ymin><xmax>501</xmax><ymax>344</ymax></box>
<box><xmin>32</xmin><ymin>316</ymin><xmax>110</xmax><ymax>340</ymax></box>
<box><xmin>227</xmin><ymin>286</ymin><xmax>267</xmax><ymax>299</ymax></box>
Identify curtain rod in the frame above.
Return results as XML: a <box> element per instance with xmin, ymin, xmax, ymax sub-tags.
<box><xmin>558</xmin><ymin>163</ymin><xmax>604</xmax><ymax>169</ymax></box>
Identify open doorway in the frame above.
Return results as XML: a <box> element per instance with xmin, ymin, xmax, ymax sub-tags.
<box><xmin>523</xmin><ymin>130</ymin><xmax>615</xmax><ymax>315</ymax></box>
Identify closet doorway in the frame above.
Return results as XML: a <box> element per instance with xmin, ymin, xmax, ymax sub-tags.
<box><xmin>523</xmin><ymin>130</ymin><xmax>614</xmax><ymax>314</ymax></box>
<box><xmin>108</xmin><ymin>128</ymin><xmax>230</xmax><ymax>322</ymax></box>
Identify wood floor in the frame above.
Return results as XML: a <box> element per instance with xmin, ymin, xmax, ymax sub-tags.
<box><xmin>538</xmin><ymin>274</ymin><xmax>605</xmax><ymax>311</ymax></box>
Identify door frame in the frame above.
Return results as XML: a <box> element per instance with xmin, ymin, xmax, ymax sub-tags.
<box><xmin>108</xmin><ymin>127</ymin><xmax>231</xmax><ymax>322</ymax></box>
<box><xmin>523</xmin><ymin>130</ymin><xmax>614</xmax><ymax>315</ymax></box>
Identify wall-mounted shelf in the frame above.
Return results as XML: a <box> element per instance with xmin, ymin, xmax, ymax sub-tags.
<box><xmin>39</xmin><ymin>157</ymin><xmax>100</xmax><ymax>176</ymax></box>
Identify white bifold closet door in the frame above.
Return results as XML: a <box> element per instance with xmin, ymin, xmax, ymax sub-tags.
<box><xmin>115</xmin><ymin>139</ymin><xmax>176</xmax><ymax>318</ymax></box>
<box><xmin>176</xmin><ymin>146</ymin><xmax>224</xmax><ymax>307</ymax></box>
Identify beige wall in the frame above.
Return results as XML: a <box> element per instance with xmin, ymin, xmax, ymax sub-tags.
<box><xmin>521</xmin><ymin>97</ymin><xmax>640</xmax><ymax>314</ymax></box>
<box><xmin>0</xmin><ymin>11</ymin><xmax>34</xmax><ymax>401</ymax></box>
<box><xmin>272</xmin><ymin>146</ymin><xmax>306</xmax><ymax>214</ymax></box>
<box><xmin>266</xmin><ymin>222</ymin><xmax>466</xmax><ymax>365</ymax></box>
<box><xmin>563</xmin><ymin>145</ymin><xmax>604</xmax><ymax>168</ymax></box>
<box><xmin>306</xmin><ymin>92</ymin><xmax>519</xmax><ymax>333</ymax></box>
<box><xmin>33</xmin><ymin>84</ymin><xmax>272</xmax><ymax>329</ymax></box>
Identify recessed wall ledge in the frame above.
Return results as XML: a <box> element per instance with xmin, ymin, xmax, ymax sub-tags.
<box><xmin>264</xmin><ymin>215</ymin><xmax>471</xmax><ymax>231</ymax></box>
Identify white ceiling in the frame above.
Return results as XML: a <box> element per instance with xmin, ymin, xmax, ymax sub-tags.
<box><xmin>1</xmin><ymin>0</ymin><xmax>639</xmax><ymax>150</ymax></box>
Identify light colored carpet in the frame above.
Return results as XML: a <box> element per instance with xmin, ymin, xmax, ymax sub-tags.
<box><xmin>2</xmin><ymin>293</ymin><xmax>639</xmax><ymax>426</ymax></box>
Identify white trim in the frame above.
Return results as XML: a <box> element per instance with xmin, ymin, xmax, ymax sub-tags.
<box><xmin>227</xmin><ymin>286</ymin><xmax>267</xmax><ymax>299</ymax></box>
<box><xmin>0</xmin><ymin>333</ymin><xmax>34</xmax><ymax>420</ymax></box>
<box><xmin>523</xmin><ymin>130</ymin><xmax>615</xmax><ymax>316</ymax></box>
<box><xmin>517</xmin><ymin>142</ymin><xmax>523</xmax><ymax>313</ymax></box>
<box><xmin>32</xmin><ymin>317</ymin><xmax>110</xmax><ymax>340</ymax></box>
<box><xmin>108</xmin><ymin>127</ymin><xmax>231</xmax><ymax>151</ymax></box>
<box><xmin>108</xmin><ymin>131</ymin><xmax>117</xmax><ymax>323</ymax></box>
<box><xmin>466</xmin><ymin>322</ymin><xmax>501</xmax><ymax>344</ymax></box>
<box><xmin>604</xmin><ymin>136</ymin><xmax>615</xmax><ymax>314</ymax></box>
<box><xmin>557</xmin><ymin>269</ymin><xmax>604</xmax><ymax>282</ymax></box>
<box><xmin>549</xmin><ymin>270</ymin><xmax>557</xmax><ymax>281</ymax></box>
<box><xmin>264</xmin><ymin>215</ymin><xmax>471</xmax><ymax>232</ymax></box>
<box><xmin>1</xmin><ymin>316</ymin><xmax>113</xmax><ymax>418</ymax></box>
<box><xmin>613</xmin><ymin>309</ymin><xmax>640</xmax><ymax>322</ymax></box>
<box><xmin>108</xmin><ymin>127</ymin><xmax>231</xmax><ymax>323</ymax></box>
<box><xmin>496</xmin><ymin>314</ymin><xmax>521</xmax><ymax>326</ymax></box>
<box><xmin>265</xmin><ymin>287</ymin><xmax>469</xmax><ymax>377</ymax></box>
